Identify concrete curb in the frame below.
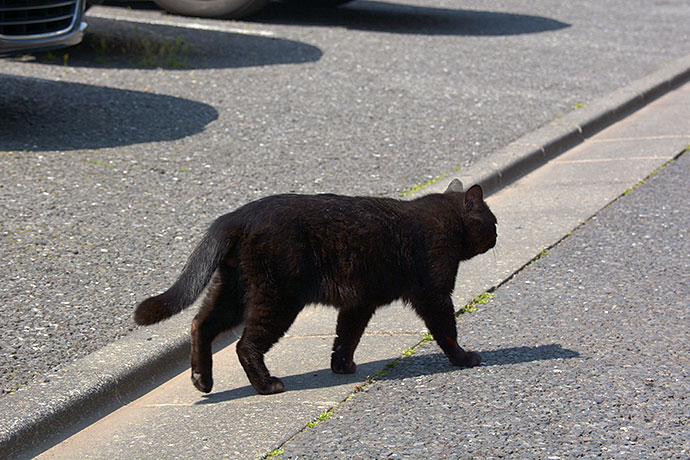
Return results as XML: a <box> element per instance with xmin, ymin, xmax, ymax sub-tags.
<box><xmin>424</xmin><ymin>53</ymin><xmax>690</xmax><ymax>196</ymax></box>
<box><xmin>2</xmin><ymin>52</ymin><xmax>689</xmax><ymax>459</ymax></box>
<box><xmin>0</xmin><ymin>307</ymin><xmax>201</xmax><ymax>459</ymax></box>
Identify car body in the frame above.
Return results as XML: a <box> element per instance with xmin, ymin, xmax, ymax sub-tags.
<box><xmin>0</xmin><ymin>0</ymin><xmax>88</xmax><ymax>56</ymax></box>
<box><xmin>151</xmin><ymin>0</ymin><xmax>353</xmax><ymax>20</ymax></box>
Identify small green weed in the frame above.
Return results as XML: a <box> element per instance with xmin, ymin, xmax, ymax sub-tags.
<box><xmin>264</xmin><ymin>448</ymin><xmax>285</xmax><ymax>458</ymax></box>
<box><xmin>403</xmin><ymin>331</ymin><xmax>436</xmax><ymax>357</ymax></box>
<box><xmin>137</xmin><ymin>34</ymin><xmax>193</xmax><ymax>68</ymax></box>
<box><xmin>403</xmin><ymin>347</ymin><xmax>416</xmax><ymax>357</ymax></box>
<box><xmin>623</xmin><ymin>159</ymin><xmax>675</xmax><ymax>195</ymax></box>
<box><xmin>530</xmin><ymin>248</ymin><xmax>549</xmax><ymax>264</ymax></box>
<box><xmin>401</xmin><ymin>173</ymin><xmax>449</xmax><ymax>197</ymax></box>
<box><xmin>373</xmin><ymin>359</ymin><xmax>400</xmax><ymax>379</ymax></box>
<box><xmin>476</xmin><ymin>292</ymin><xmax>495</xmax><ymax>304</ymax></box>
<box><xmin>460</xmin><ymin>303</ymin><xmax>477</xmax><ymax>314</ymax></box>
<box><xmin>37</xmin><ymin>51</ymin><xmax>69</xmax><ymax>65</ymax></box>
<box><xmin>306</xmin><ymin>410</ymin><xmax>333</xmax><ymax>428</ymax></box>
<box><xmin>460</xmin><ymin>291</ymin><xmax>494</xmax><ymax>314</ymax></box>
<box><xmin>86</xmin><ymin>159</ymin><xmax>114</xmax><ymax>167</ymax></box>
<box><xmin>88</xmin><ymin>28</ymin><xmax>193</xmax><ymax>68</ymax></box>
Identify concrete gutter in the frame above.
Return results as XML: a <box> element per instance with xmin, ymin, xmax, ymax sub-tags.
<box><xmin>0</xmin><ymin>307</ymin><xmax>203</xmax><ymax>459</ymax></box>
<box><xmin>1</xmin><ymin>51</ymin><xmax>689</xmax><ymax>459</ymax></box>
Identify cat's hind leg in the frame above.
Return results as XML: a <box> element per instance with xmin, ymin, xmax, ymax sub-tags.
<box><xmin>236</xmin><ymin>294</ymin><xmax>302</xmax><ymax>395</ymax></box>
<box><xmin>331</xmin><ymin>304</ymin><xmax>376</xmax><ymax>374</ymax></box>
<box><xmin>412</xmin><ymin>294</ymin><xmax>481</xmax><ymax>368</ymax></box>
<box><xmin>190</xmin><ymin>264</ymin><xmax>245</xmax><ymax>393</ymax></box>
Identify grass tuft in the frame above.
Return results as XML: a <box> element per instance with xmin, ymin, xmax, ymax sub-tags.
<box><xmin>460</xmin><ymin>291</ymin><xmax>495</xmax><ymax>314</ymax></box>
<box><xmin>264</xmin><ymin>448</ymin><xmax>285</xmax><ymax>458</ymax></box>
<box><xmin>85</xmin><ymin>28</ymin><xmax>194</xmax><ymax>68</ymax></box>
<box><xmin>306</xmin><ymin>410</ymin><xmax>333</xmax><ymax>428</ymax></box>
<box><xmin>401</xmin><ymin>173</ymin><xmax>449</xmax><ymax>197</ymax></box>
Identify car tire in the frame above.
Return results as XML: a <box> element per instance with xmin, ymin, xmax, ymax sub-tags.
<box><xmin>152</xmin><ymin>0</ymin><xmax>270</xmax><ymax>18</ymax></box>
<box><xmin>283</xmin><ymin>0</ymin><xmax>354</xmax><ymax>6</ymax></box>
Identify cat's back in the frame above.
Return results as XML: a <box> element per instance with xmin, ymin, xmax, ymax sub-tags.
<box><xmin>234</xmin><ymin>192</ymin><xmax>409</xmax><ymax>231</ymax></box>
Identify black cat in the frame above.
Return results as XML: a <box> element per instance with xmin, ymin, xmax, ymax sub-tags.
<box><xmin>134</xmin><ymin>179</ymin><xmax>497</xmax><ymax>395</ymax></box>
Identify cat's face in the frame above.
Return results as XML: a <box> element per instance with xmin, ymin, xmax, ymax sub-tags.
<box><xmin>451</xmin><ymin>182</ymin><xmax>497</xmax><ymax>256</ymax></box>
<box><xmin>468</xmin><ymin>204</ymin><xmax>497</xmax><ymax>255</ymax></box>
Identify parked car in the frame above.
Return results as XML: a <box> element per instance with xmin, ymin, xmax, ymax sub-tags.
<box><xmin>0</xmin><ymin>0</ymin><xmax>88</xmax><ymax>56</ymax></box>
<box><xmin>151</xmin><ymin>0</ymin><xmax>354</xmax><ymax>19</ymax></box>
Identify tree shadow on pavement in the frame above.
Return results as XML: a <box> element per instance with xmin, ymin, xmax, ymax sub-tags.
<box><xmin>25</xmin><ymin>15</ymin><xmax>322</xmax><ymax>70</ymax></box>
<box><xmin>252</xmin><ymin>1</ymin><xmax>570</xmax><ymax>36</ymax></box>
<box><xmin>197</xmin><ymin>343</ymin><xmax>580</xmax><ymax>403</ymax></box>
<box><xmin>0</xmin><ymin>74</ymin><xmax>218</xmax><ymax>151</ymax></box>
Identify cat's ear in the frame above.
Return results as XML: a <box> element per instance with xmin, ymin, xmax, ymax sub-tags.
<box><xmin>464</xmin><ymin>184</ymin><xmax>484</xmax><ymax>209</ymax></box>
<box><xmin>445</xmin><ymin>179</ymin><xmax>464</xmax><ymax>193</ymax></box>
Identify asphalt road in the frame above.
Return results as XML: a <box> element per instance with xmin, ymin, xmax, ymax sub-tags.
<box><xmin>1</xmin><ymin>0</ymin><xmax>689</xmax><ymax>395</ymax></box>
<box><xmin>280</xmin><ymin>150</ymin><xmax>690</xmax><ymax>459</ymax></box>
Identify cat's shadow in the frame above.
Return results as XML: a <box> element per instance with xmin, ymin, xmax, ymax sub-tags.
<box><xmin>198</xmin><ymin>343</ymin><xmax>579</xmax><ymax>404</ymax></box>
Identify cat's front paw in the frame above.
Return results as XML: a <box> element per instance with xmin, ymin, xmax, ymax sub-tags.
<box><xmin>448</xmin><ymin>350</ymin><xmax>481</xmax><ymax>368</ymax></box>
<box><xmin>331</xmin><ymin>355</ymin><xmax>357</xmax><ymax>374</ymax></box>
<box><xmin>192</xmin><ymin>371</ymin><xmax>213</xmax><ymax>393</ymax></box>
<box><xmin>254</xmin><ymin>376</ymin><xmax>286</xmax><ymax>395</ymax></box>
<box><xmin>464</xmin><ymin>350</ymin><xmax>482</xmax><ymax>367</ymax></box>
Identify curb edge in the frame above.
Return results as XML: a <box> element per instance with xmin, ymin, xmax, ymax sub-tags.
<box><xmin>423</xmin><ymin>53</ymin><xmax>690</xmax><ymax>196</ymax></box>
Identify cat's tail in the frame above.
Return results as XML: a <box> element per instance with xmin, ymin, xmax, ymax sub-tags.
<box><xmin>134</xmin><ymin>216</ymin><xmax>238</xmax><ymax>326</ymax></box>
